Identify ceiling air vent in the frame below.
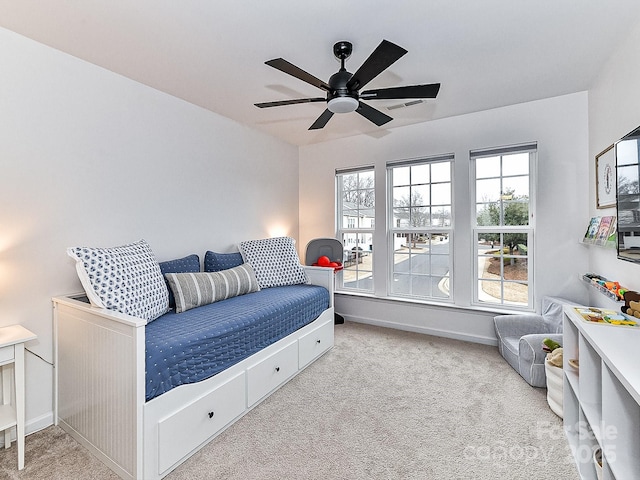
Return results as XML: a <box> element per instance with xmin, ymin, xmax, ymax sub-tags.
<box><xmin>386</xmin><ymin>99</ymin><xmax>424</xmax><ymax>111</ymax></box>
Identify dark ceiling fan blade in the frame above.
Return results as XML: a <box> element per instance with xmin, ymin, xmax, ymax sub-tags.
<box><xmin>360</xmin><ymin>83</ymin><xmax>441</xmax><ymax>100</ymax></box>
<box><xmin>346</xmin><ymin>40</ymin><xmax>408</xmax><ymax>91</ymax></box>
<box><xmin>255</xmin><ymin>97</ymin><xmax>326</xmax><ymax>108</ymax></box>
<box><xmin>265</xmin><ymin>58</ymin><xmax>331</xmax><ymax>92</ymax></box>
<box><xmin>308</xmin><ymin>109</ymin><xmax>334</xmax><ymax>130</ymax></box>
<box><xmin>356</xmin><ymin>102</ymin><xmax>393</xmax><ymax>127</ymax></box>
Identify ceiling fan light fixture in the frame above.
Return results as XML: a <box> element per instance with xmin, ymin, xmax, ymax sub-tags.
<box><xmin>258</xmin><ymin>40</ymin><xmax>440</xmax><ymax>130</ymax></box>
<box><xmin>327</xmin><ymin>96</ymin><xmax>358</xmax><ymax>114</ymax></box>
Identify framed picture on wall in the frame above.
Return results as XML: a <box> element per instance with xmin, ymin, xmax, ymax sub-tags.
<box><xmin>596</xmin><ymin>144</ymin><xmax>616</xmax><ymax>209</ymax></box>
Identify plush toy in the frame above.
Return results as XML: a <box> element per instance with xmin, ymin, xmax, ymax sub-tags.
<box><xmin>601</xmin><ymin>280</ymin><xmax>630</xmax><ymax>300</ymax></box>
<box><xmin>542</xmin><ymin>338</ymin><xmax>561</xmax><ymax>352</ymax></box>
<box><xmin>622</xmin><ymin>290</ymin><xmax>640</xmax><ymax>316</ymax></box>
<box><xmin>546</xmin><ymin>347</ymin><xmax>563</xmax><ymax>368</ymax></box>
<box><xmin>604</xmin><ymin>281</ymin><xmax>619</xmax><ymax>291</ymax></box>
<box><xmin>626</xmin><ymin>300</ymin><xmax>640</xmax><ymax>318</ymax></box>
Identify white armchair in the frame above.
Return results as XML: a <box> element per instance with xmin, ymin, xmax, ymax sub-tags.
<box><xmin>494</xmin><ymin>296</ymin><xmax>576</xmax><ymax>387</ymax></box>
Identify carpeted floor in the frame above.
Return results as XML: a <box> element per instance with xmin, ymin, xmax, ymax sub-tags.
<box><xmin>0</xmin><ymin>321</ymin><xmax>579</xmax><ymax>479</ymax></box>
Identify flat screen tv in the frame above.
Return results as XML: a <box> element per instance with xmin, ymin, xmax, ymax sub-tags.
<box><xmin>616</xmin><ymin>126</ymin><xmax>640</xmax><ymax>263</ymax></box>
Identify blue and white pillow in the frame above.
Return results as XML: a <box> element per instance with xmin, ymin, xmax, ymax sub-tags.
<box><xmin>67</xmin><ymin>239</ymin><xmax>169</xmax><ymax>322</ymax></box>
<box><xmin>159</xmin><ymin>254</ymin><xmax>200</xmax><ymax>309</ymax></box>
<box><xmin>204</xmin><ymin>251</ymin><xmax>244</xmax><ymax>273</ymax></box>
<box><xmin>239</xmin><ymin>236</ymin><xmax>307</xmax><ymax>289</ymax></box>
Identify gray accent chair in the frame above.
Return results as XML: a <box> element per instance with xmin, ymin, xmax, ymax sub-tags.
<box><xmin>494</xmin><ymin>296</ymin><xmax>576</xmax><ymax>387</ymax></box>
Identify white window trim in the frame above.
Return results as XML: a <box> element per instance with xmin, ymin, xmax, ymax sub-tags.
<box><xmin>470</xmin><ymin>144</ymin><xmax>536</xmax><ymax>310</ymax></box>
<box><xmin>386</xmin><ymin>155</ymin><xmax>454</xmax><ymax>302</ymax></box>
<box><xmin>336</xmin><ymin>166</ymin><xmax>375</xmax><ymax>293</ymax></box>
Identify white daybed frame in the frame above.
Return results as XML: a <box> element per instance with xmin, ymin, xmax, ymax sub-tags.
<box><xmin>52</xmin><ymin>266</ymin><xmax>335</xmax><ymax>480</ymax></box>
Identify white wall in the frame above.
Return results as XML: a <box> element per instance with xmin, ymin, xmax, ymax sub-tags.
<box><xmin>0</xmin><ymin>28</ymin><xmax>299</xmax><ymax>432</ymax></box>
<box><xmin>588</xmin><ymin>19</ymin><xmax>640</xmax><ymax>306</ymax></box>
<box><xmin>300</xmin><ymin>93</ymin><xmax>590</xmax><ymax>343</ymax></box>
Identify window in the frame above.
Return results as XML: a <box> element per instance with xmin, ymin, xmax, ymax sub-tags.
<box><xmin>334</xmin><ymin>143</ymin><xmax>535</xmax><ymax>311</ymax></box>
<box><xmin>387</xmin><ymin>156</ymin><xmax>453</xmax><ymax>300</ymax></box>
<box><xmin>472</xmin><ymin>144</ymin><xmax>536</xmax><ymax>308</ymax></box>
<box><xmin>336</xmin><ymin>167</ymin><xmax>375</xmax><ymax>292</ymax></box>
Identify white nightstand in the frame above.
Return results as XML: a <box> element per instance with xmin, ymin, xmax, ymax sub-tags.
<box><xmin>0</xmin><ymin>325</ymin><xmax>37</xmax><ymax>470</ymax></box>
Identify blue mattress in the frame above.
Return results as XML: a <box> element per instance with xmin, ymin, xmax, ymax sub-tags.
<box><xmin>145</xmin><ymin>284</ymin><xmax>329</xmax><ymax>401</ymax></box>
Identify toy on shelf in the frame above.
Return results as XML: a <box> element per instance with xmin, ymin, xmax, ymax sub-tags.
<box><xmin>573</xmin><ymin>307</ymin><xmax>639</xmax><ymax>327</ymax></box>
<box><xmin>582</xmin><ymin>273</ymin><xmax>629</xmax><ymax>301</ymax></box>
<box><xmin>312</xmin><ymin>255</ymin><xmax>344</xmax><ymax>271</ymax></box>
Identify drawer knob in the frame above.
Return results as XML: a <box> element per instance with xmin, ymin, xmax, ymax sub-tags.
<box><xmin>275</xmin><ymin>366</ymin><xmax>280</xmax><ymax>372</ymax></box>
<box><xmin>316</xmin><ymin>339</ymin><xmax>321</xmax><ymax>344</ymax></box>
<box><xmin>208</xmin><ymin>411</ymin><xmax>215</xmax><ymax>419</ymax></box>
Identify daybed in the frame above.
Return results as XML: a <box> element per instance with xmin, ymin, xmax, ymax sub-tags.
<box><xmin>53</xmin><ymin>238</ymin><xmax>335</xmax><ymax>480</ymax></box>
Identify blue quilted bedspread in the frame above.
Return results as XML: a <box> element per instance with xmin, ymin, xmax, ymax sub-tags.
<box><xmin>145</xmin><ymin>284</ymin><xmax>329</xmax><ymax>401</ymax></box>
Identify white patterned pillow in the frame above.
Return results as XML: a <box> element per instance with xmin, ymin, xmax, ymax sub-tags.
<box><xmin>67</xmin><ymin>239</ymin><xmax>169</xmax><ymax>321</ymax></box>
<box><xmin>239</xmin><ymin>236</ymin><xmax>307</xmax><ymax>289</ymax></box>
<box><xmin>165</xmin><ymin>264</ymin><xmax>260</xmax><ymax>313</ymax></box>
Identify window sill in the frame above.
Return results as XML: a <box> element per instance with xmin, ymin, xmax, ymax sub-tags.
<box><xmin>334</xmin><ymin>290</ymin><xmax>534</xmax><ymax>315</ymax></box>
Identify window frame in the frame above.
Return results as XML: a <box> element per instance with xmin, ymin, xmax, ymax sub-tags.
<box><xmin>471</xmin><ymin>144</ymin><xmax>536</xmax><ymax>309</ymax></box>
<box><xmin>386</xmin><ymin>155</ymin><xmax>454</xmax><ymax>302</ymax></box>
<box><xmin>336</xmin><ymin>166</ymin><xmax>375</xmax><ymax>293</ymax></box>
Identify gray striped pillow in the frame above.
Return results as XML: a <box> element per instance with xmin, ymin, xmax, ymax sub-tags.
<box><xmin>165</xmin><ymin>263</ymin><xmax>260</xmax><ymax>313</ymax></box>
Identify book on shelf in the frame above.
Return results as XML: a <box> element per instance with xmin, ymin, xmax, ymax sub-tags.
<box><xmin>583</xmin><ymin>216</ymin><xmax>601</xmax><ymax>244</ymax></box>
<box><xmin>573</xmin><ymin>307</ymin><xmax>638</xmax><ymax>327</ymax></box>
<box><xmin>606</xmin><ymin>219</ymin><xmax>617</xmax><ymax>244</ymax></box>
<box><xmin>595</xmin><ymin>215</ymin><xmax>616</xmax><ymax>246</ymax></box>
<box><xmin>582</xmin><ymin>216</ymin><xmax>617</xmax><ymax>245</ymax></box>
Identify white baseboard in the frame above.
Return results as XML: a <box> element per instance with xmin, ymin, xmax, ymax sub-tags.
<box><xmin>0</xmin><ymin>412</ymin><xmax>54</xmax><ymax>447</ymax></box>
<box><xmin>343</xmin><ymin>314</ymin><xmax>499</xmax><ymax>346</ymax></box>
<box><xmin>27</xmin><ymin>412</ymin><xmax>54</xmax><ymax>435</ymax></box>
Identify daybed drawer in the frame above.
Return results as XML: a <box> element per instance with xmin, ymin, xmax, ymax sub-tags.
<box><xmin>247</xmin><ymin>340</ymin><xmax>298</xmax><ymax>407</ymax></box>
<box><xmin>157</xmin><ymin>372</ymin><xmax>246</xmax><ymax>474</ymax></box>
<box><xmin>298</xmin><ymin>318</ymin><xmax>334</xmax><ymax>369</ymax></box>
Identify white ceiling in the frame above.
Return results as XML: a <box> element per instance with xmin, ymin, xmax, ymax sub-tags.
<box><xmin>2</xmin><ymin>1</ymin><xmax>640</xmax><ymax>146</ymax></box>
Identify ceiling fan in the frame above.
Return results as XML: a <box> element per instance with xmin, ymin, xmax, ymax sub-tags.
<box><xmin>255</xmin><ymin>40</ymin><xmax>440</xmax><ymax>130</ymax></box>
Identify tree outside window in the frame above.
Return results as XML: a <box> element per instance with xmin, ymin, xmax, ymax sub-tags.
<box><xmin>473</xmin><ymin>148</ymin><xmax>535</xmax><ymax>308</ymax></box>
